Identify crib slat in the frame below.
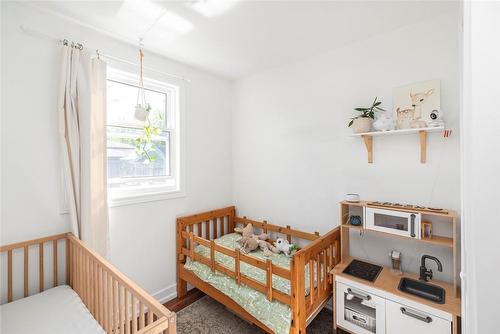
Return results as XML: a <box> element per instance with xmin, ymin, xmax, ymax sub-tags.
<box><xmin>114</xmin><ymin>280</ymin><xmax>119</xmax><ymax>334</ymax></box>
<box><xmin>94</xmin><ymin>261</ymin><xmax>99</xmax><ymax>324</ymax></box>
<box><xmin>197</xmin><ymin>222</ymin><xmax>202</xmax><ymax>237</ymax></box>
<box><xmin>316</xmin><ymin>254</ymin><xmax>321</xmax><ymax>300</ymax></box>
<box><xmin>212</xmin><ymin>218</ymin><xmax>218</xmax><ymax>239</ymax></box>
<box><xmin>189</xmin><ymin>232</ymin><xmax>194</xmax><ymax>259</ymax></box>
<box><xmin>97</xmin><ymin>265</ymin><xmax>104</xmax><ymax>327</ymax></box>
<box><xmin>328</xmin><ymin>245</ymin><xmax>333</xmax><ymax>284</ymax></box>
<box><xmin>103</xmin><ymin>271</ymin><xmax>108</xmax><ymax>333</ymax></box>
<box><xmin>86</xmin><ymin>253</ymin><xmax>89</xmax><ymax>306</ymax></box>
<box><xmin>89</xmin><ymin>258</ymin><xmax>94</xmax><ymax>315</ymax></box>
<box><xmin>39</xmin><ymin>243</ymin><xmax>44</xmax><ymax>292</ymax></box>
<box><xmin>24</xmin><ymin>245</ymin><xmax>29</xmax><ymax>297</ymax></box>
<box><xmin>205</xmin><ymin>220</ymin><xmax>209</xmax><ymax>239</ymax></box>
<box><xmin>139</xmin><ymin>302</ymin><xmax>145</xmax><ymax>329</ymax></box>
<box><xmin>323</xmin><ymin>250</ymin><xmax>328</xmax><ymax>290</ymax></box>
<box><xmin>262</xmin><ymin>220</ymin><xmax>268</xmax><ymax>234</ymax></box>
<box><xmin>119</xmin><ymin>285</ymin><xmax>124</xmax><ymax>334</ymax></box>
<box><xmin>219</xmin><ymin>217</ymin><xmax>223</xmax><ymax>236</ymax></box>
<box><xmin>132</xmin><ymin>296</ymin><xmax>137</xmax><ymax>333</ymax></box>
<box><xmin>125</xmin><ymin>290</ymin><xmax>130</xmax><ymax>334</ymax></box>
<box><xmin>309</xmin><ymin>259</ymin><xmax>314</xmax><ymax>306</ymax></box>
<box><xmin>108</xmin><ymin>273</ymin><xmax>113</xmax><ymax>333</ymax></box>
<box><xmin>78</xmin><ymin>247</ymin><xmax>82</xmax><ymax>297</ymax></box>
<box><xmin>266</xmin><ymin>259</ymin><xmax>273</xmax><ymax>301</ymax></box>
<box><xmin>286</xmin><ymin>225</ymin><xmax>292</xmax><ymax>243</ymax></box>
<box><xmin>235</xmin><ymin>249</ymin><xmax>241</xmax><ymax>285</ymax></box>
<box><xmin>210</xmin><ymin>240</ymin><xmax>215</xmax><ymax>272</ymax></box>
<box><xmin>53</xmin><ymin>239</ymin><xmax>58</xmax><ymax>287</ymax></box>
<box><xmin>8</xmin><ymin>250</ymin><xmax>13</xmax><ymax>302</ymax></box>
<box><xmin>147</xmin><ymin>308</ymin><xmax>153</xmax><ymax>326</ymax></box>
<box><xmin>66</xmin><ymin>239</ymin><xmax>71</xmax><ymax>285</ymax></box>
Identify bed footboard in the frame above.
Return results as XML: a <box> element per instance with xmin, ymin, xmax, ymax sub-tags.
<box><xmin>291</xmin><ymin>227</ymin><xmax>340</xmax><ymax>334</ymax></box>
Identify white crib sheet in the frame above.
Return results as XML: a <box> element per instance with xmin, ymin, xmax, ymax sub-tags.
<box><xmin>0</xmin><ymin>285</ymin><xmax>105</xmax><ymax>334</ymax></box>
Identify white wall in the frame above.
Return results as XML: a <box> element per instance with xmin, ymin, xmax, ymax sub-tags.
<box><xmin>0</xmin><ymin>2</ymin><xmax>232</xmax><ymax>302</ymax></box>
<box><xmin>462</xmin><ymin>2</ymin><xmax>500</xmax><ymax>333</ymax></box>
<box><xmin>232</xmin><ymin>10</ymin><xmax>460</xmax><ymax>282</ymax></box>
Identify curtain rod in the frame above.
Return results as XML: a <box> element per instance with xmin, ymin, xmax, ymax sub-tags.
<box><xmin>19</xmin><ymin>24</ymin><xmax>191</xmax><ymax>83</ymax></box>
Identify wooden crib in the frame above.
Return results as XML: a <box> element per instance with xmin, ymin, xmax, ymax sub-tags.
<box><xmin>0</xmin><ymin>233</ymin><xmax>176</xmax><ymax>334</ymax></box>
<box><xmin>176</xmin><ymin>206</ymin><xmax>341</xmax><ymax>334</ymax></box>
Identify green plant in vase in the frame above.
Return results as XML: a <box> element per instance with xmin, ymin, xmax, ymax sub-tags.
<box><xmin>348</xmin><ymin>97</ymin><xmax>385</xmax><ymax>133</ymax></box>
<box><xmin>134</xmin><ymin>106</ymin><xmax>163</xmax><ymax>164</ymax></box>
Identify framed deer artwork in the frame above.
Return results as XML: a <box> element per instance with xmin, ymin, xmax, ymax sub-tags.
<box><xmin>393</xmin><ymin>79</ymin><xmax>441</xmax><ymax>129</ymax></box>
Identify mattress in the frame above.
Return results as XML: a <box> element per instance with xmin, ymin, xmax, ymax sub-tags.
<box><xmin>184</xmin><ymin>233</ymin><xmax>322</xmax><ymax>334</ymax></box>
<box><xmin>0</xmin><ymin>285</ymin><xmax>105</xmax><ymax>334</ymax></box>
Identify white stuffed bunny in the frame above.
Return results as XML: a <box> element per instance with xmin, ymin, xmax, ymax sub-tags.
<box><xmin>274</xmin><ymin>237</ymin><xmax>297</xmax><ymax>256</ymax></box>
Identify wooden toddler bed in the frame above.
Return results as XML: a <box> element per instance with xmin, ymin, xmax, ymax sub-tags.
<box><xmin>0</xmin><ymin>233</ymin><xmax>176</xmax><ymax>334</ymax></box>
<box><xmin>176</xmin><ymin>206</ymin><xmax>340</xmax><ymax>334</ymax></box>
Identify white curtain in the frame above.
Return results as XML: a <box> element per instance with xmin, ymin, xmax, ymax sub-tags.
<box><xmin>58</xmin><ymin>44</ymin><xmax>109</xmax><ymax>256</ymax></box>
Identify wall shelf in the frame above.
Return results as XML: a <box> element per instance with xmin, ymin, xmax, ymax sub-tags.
<box><xmin>351</xmin><ymin>126</ymin><xmax>444</xmax><ymax>164</ymax></box>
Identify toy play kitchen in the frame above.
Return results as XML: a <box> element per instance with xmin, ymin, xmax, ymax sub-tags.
<box><xmin>332</xmin><ymin>200</ymin><xmax>461</xmax><ymax>334</ymax></box>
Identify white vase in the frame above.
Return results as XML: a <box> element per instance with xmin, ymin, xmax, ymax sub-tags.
<box><xmin>373</xmin><ymin>113</ymin><xmax>395</xmax><ymax>131</ymax></box>
<box><xmin>352</xmin><ymin>118</ymin><xmax>372</xmax><ymax>133</ymax></box>
<box><xmin>134</xmin><ymin>104</ymin><xmax>148</xmax><ymax>121</ymax></box>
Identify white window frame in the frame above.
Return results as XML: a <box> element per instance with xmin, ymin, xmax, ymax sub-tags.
<box><xmin>106</xmin><ymin>68</ymin><xmax>185</xmax><ymax>206</ymax></box>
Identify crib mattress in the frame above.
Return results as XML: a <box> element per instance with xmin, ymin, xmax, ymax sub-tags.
<box><xmin>184</xmin><ymin>233</ymin><xmax>321</xmax><ymax>334</ymax></box>
<box><xmin>0</xmin><ymin>285</ymin><xmax>105</xmax><ymax>334</ymax></box>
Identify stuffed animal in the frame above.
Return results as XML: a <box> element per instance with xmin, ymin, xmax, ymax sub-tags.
<box><xmin>274</xmin><ymin>237</ymin><xmax>298</xmax><ymax>256</ymax></box>
<box><xmin>235</xmin><ymin>223</ymin><xmax>269</xmax><ymax>240</ymax></box>
<box><xmin>235</xmin><ymin>224</ymin><xmax>279</xmax><ymax>257</ymax></box>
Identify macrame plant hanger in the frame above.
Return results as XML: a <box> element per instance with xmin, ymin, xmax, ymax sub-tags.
<box><xmin>134</xmin><ymin>41</ymin><xmax>150</xmax><ymax>121</ymax></box>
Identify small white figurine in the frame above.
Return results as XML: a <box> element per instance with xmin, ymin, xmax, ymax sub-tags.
<box><xmin>373</xmin><ymin>112</ymin><xmax>395</xmax><ymax>131</ymax></box>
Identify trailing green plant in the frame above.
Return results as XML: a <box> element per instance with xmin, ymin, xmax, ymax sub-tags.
<box><xmin>348</xmin><ymin>97</ymin><xmax>385</xmax><ymax>127</ymax></box>
<box><xmin>134</xmin><ymin>104</ymin><xmax>163</xmax><ymax>164</ymax></box>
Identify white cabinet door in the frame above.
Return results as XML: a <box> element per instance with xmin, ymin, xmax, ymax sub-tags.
<box><xmin>386</xmin><ymin>300</ymin><xmax>451</xmax><ymax>334</ymax></box>
<box><xmin>336</xmin><ymin>282</ymin><xmax>385</xmax><ymax>334</ymax></box>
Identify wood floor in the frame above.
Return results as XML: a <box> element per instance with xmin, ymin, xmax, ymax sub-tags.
<box><xmin>163</xmin><ymin>288</ymin><xmax>205</xmax><ymax>312</ymax></box>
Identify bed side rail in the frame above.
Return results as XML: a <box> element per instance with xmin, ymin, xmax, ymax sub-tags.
<box><xmin>234</xmin><ymin>216</ymin><xmax>320</xmax><ymax>242</ymax></box>
<box><xmin>67</xmin><ymin>235</ymin><xmax>175</xmax><ymax>334</ymax></box>
<box><xmin>180</xmin><ymin>230</ymin><xmax>292</xmax><ymax>305</ymax></box>
<box><xmin>0</xmin><ymin>233</ymin><xmax>69</xmax><ymax>304</ymax></box>
<box><xmin>291</xmin><ymin>227</ymin><xmax>341</xmax><ymax>333</ymax></box>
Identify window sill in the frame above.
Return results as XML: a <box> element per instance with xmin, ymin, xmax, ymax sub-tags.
<box><xmin>108</xmin><ymin>189</ymin><xmax>186</xmax><ymax>207</ymax></box>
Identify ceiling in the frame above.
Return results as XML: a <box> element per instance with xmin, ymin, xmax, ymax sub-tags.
<box><xmin>32</xmin><ymin>1</ymin><xmax>457</xmax><ymax>79</ymax></box>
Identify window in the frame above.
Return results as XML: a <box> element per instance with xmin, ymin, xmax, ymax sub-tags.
<box><xmin>106</xmin><ymin>69</ymin><xmax>183</xmax><ymax>204</ymax></box>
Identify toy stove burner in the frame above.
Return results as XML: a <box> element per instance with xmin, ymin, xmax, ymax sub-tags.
<box><xmin>343</xmin><ymin>259</ymin><xmax>383</xmax><ymax>283</ymax></box>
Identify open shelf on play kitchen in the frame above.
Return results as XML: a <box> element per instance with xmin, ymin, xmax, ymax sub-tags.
<box><xmin>339</xmin><ymin>200</ymin><xmax>459</xmax><ymax>296</ymax></box>
<box><xmin>351</xmin><ymin>126</ymin><xmax>444</xmax><ymax>164</ymax></box>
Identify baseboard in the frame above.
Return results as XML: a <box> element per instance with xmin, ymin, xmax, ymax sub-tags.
<box><xmin>152</xmin><ymin>284</ymin><xmax>177</xmax><ymax>304</ymax></box>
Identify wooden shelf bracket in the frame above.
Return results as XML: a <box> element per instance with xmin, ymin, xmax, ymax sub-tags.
<box><xmin>362</xmin><ymin>135</ymin><xmax>373</xmax><ymax>163</ymax></box>
<box><xmin>419</xmin><ymin>130</ymin><xmax>427</xmax><ymax>163</ymax></box>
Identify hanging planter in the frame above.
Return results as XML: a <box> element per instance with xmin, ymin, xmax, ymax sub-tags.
<box><xmin>133</xmin><ymin>48</ymin><xmax>163</xmax><ymax>164</ymax></box>
<box><xmin>134</xmin><ymin>49</ymin><xmax>150</xmax><ymax>121</ymax></box>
